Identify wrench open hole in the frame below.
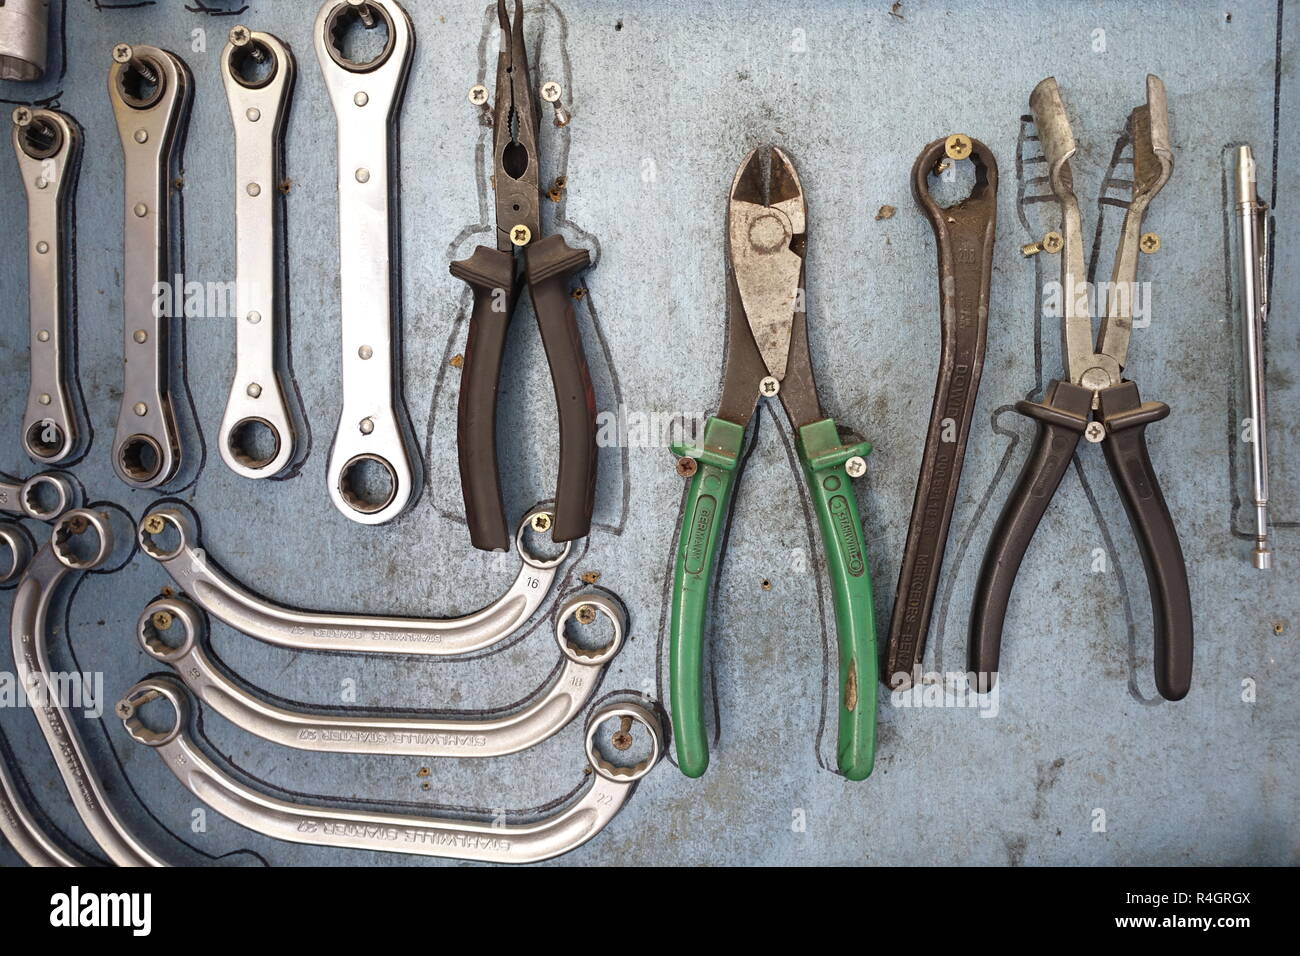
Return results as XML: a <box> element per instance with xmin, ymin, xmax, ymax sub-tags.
<box><xmin>138</xmin><ymin>601</ymin><xmax>196</xmax><ymax>663</ymax></box>
<box><xmin>118</xmin><ymin>435</ymin><xmax>163</xmax><ymax>483</ymax></box>
<box><xmin>25</xmin><ymin>420</ymin><xmax>65</xmax><ymax>461</ymax></box>
<box><xmin>339</xmin><ymin>454</ymin><xmax>398</xmax><ymax>514</ymax></box>
<box><xmin>138</xmin><ymin>511</ymin><xmax>185</xmax><ymax>560</ymax></box>
<box><xmin>115</xmin><ymin>56</ymin><xmax>165</xmax><ymax>110</ymax></box>
<box><xmin>22</xmin><ymin>474</ymin><xmax>68</xmax><ymax>521</ymax></box>
<box><xmin>325</xmin><ymin>2</ymin><xmax>395</xmax><ymax>72</ymax></box>
<box><xmin>227</xmin><ymin>417</ymin><xmax>282</xmax><ymax>470</ymax></box>
<box><xmin>587</xmin><ymin>708</ymin><xmax>657</xmax><ymax>778</ymax></box>
<box><xmin>229</xmin><ymin>40</ymin><xmax>278</xmax><ymax>89</ymax></box>
<box><xmin>926</xmin><ymin>158</ymin><xmax>977</xmax><ymax>209</ymax></box>
<box><xmin>18</xmin><ymin>115</ymin><xmax>63</xmax><ymax>161</ymax></box>
<box><xmin>52</xmin><ymin>511</ymin><xmax>111</xmax><ymax>570</ymax></box>
<box><xmin>118</xmin><ymin>682</ymin><xmax>186</xmax><ymax>748</ymax></box>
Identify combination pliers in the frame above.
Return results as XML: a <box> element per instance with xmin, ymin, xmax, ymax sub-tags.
<box><xmin>451</xmin><ymin>0</ymin><xmax>597</xmax><ymax>551</ymax></box>
<box><xmin>669</xmin><ymin>147</ymin><xmax>878</xmax><ymax>780</ymax></box>
<box><xmin>970</xmin><ymin>76</ymin><xmax>1193</xmax><ymax>700</ymax></box>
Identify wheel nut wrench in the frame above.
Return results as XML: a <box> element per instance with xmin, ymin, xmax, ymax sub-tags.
<box><xmin>884</xmin><ymin>136</ymin><xmax>998</xmax><ymax>687</ymax></box>
<box><xmin>219</xmin><ymin>27</ymin><xmax>297</xmax><ymax>478</ymax></box>
<box><xmin>12</xmin><ymin>510</ymin><xmax>167</xmax><ymax>866</ymax></box>
<box><xmin>121</xmin><ymin>680</ymin><xmax>661</xmax><ymax>864</ymax></box>
<box><xmin>108</xmin><ymin>44</ymin><xmax>193</xmax><ymax>489</ymax></box>
<box><xmin>11</xmin><ymin>107</ymin><xmax>83</xmax><ymax>465</ymax></box>
<box><xmin>137</xmin><ymin>591</ymin><xmax>622</xmax><ymax>757</ymax></box>
<box><xmin>313</xmin><ymin>0</ymin><xmax>421</xmax><ymax>523</ymax></box>
<box><xmin>137</xmin><ymin>504</ymin><xmax>567</xmax><ymax>655</ymax></box>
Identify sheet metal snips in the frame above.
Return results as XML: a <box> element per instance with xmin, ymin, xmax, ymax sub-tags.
<box><xmin>451</xmin><ymin>0</ymin><xmax>596</xmax><ymax>551</ymax></box>
<box><xmin>970</xmin><ymin>76</ymin><xmax>1193</xmax><ymax>701</ymax></box>
<box><xmin>669</xmin><ymin>147</ymin><xmax>878</xmax><ymax>780</ymax></box>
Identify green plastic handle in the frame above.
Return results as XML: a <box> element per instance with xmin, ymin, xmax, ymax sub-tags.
<box><xmin>669</xmin><ymin>416</ymin><xmax>744</xmax><ymax>778</ymax></box>
<box><xmin>797</xmin><ymin>418</ymin><xmax>878</xmax><ymax>781</ymax></box>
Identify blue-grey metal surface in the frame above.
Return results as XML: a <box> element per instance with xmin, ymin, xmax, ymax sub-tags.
<box><xmin>0</xmin><ymin>0</ymin><xmax>1295</xmax><ymax>866</ymax></box>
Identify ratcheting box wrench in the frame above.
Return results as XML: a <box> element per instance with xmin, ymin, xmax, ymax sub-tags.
<box><xmin>314</xmin><ymin>0</ymin><xmax>421</xmax><ymax>523</ymax></box>
<box><xmin>12</xmin><ymin>510</ymin><xmax>168</xmax><ymax>866</ymax></box>
<box><xmin>670</xmin><ymin>147</ymin><xmax>878</xmax><ymax>780</ymax></box>
<box><xmin>108</xmin><ymin>43</ymin><xmax>193</xmax><ymax>489</ymax></box>
<box><xmin>137</xmin><ymin>503</ymin><xmax>566</xmax><ymax>655</ymax></box>
<box><xmin>219</xmin><ymin>26</ymin><xmax>298</xmax><ymax>478</ymax></box>
<box><xmin>121</xmin><ymin>678</ymin><xmax>661</xmax><ymax>864</ymax></box>
<box><xmin>970</xmin><ymin>76</ymin><xmax>1192</xmax><ymax>701</ymax></box>
<box><xmin>453</xmin><ymin>0</ymin><xmax>597</xmax><ymax>551</ymax></box>
<box><xmin>137</xmin><ymin>591</ymin><xmax>621</xmax><ymax>757</ymax></box>
<box><xmin>11</xmin><ymin>106</ymin><xmax>83</xmax><ymax>465</ymax></box>
<box><xmin>885</xmin><ymin>135</ymin><xmax>998</xmax><ymax>688</ymax></box>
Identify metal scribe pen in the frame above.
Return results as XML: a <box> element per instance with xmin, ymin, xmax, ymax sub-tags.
<box><xmin>1235</xmin><ymin>145</ymin><xmax>1273</xmax><ymax>569</ymax></box>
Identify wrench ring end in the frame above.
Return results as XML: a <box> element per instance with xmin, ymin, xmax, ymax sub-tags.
<box><xmin>138</xmin><ymin>507</ymin><xmax>191</xmax><ymax>561</ymax></box>
<box><xmin>516</xmin><ymin>508</ymin><xmax>573</xmax><ymax>570</ymax></box>
<box><xmin>51</xmin><ymin>509</ymin><xmax>113</xmax><ymax>571</ymax></box>
<box><xmin>138</xmin><ymin>597</ymin><xmax>202</xmax><ymax>663</ymax></box>
<box><xmin>556</xmin><ymin>592</ymin><xmax>625</xmax><ymax>666</ymax></box>
<box><xmin>119</xmin><ymin>678</ymin><xmax>189</xmax><ymax>748</ymax></box>
<box><xmin>585</xmin><ymin>702</ymin><xmax>663</xmax><ymax>784</ymax></box>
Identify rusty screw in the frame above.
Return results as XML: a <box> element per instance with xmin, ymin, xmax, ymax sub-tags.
<box><xmin>114</xmin><ymin>699</ymin><xmax>134</xmax><ymax>719</ymax></box>
<box><xmin>229</xmin><ymin>25</ymin><xmax>267</xmax><ymax>62</ymax></box>
<box><xmin>944</xmin><ymin>134</ymin><xmax>972</xmax><ymax>161</ymax></box>
<box><xmin>611</xmin><ymin>716</ymin><xmax>634</xmax><ymax>751</ymax></box>
<box><xmin>151</xmin><ymin>609</ymin><xmax>173</xmax><ymax>631</ymax></box>
<box><xmin>529</xmin><ymin>512</ymin><xmax>553</xmax><ymax>534</ymax></box>
<box><xmin>540</xmin><ymin>81</ymin><xmax>570</xmax><ymax>127</ymax></box>
<box><xmin>142</xmin><ymin>514</ymin><xmax>166</xmax><ymax>536</ymax></box>
<box><xmin>1041</xmin><ymin>231</ymin><xmax>1064</xmax><ymax>254</ymax></box>
<box><xmin>12</xmin><ymin>106</ymin><xmax>32</xmax><ymax>128</ymax></box>
<box><xmin>1140</xmin><ymin>232</ymin><xmax>1161</xmax><ymax>254</ymax></box>
<box><xmin>676</xmin><ymin>456</ymin><xmax>698</xmax><ymax>478</ymax></box>
<box><xmin>575</xmin><ymin>604</ymin><xmax>598</xmax><ymax>626</ymax></box>
<box><xmin>112</xmin><ymin>43</ymin><xmax>158</xmax><ymax>85</ymax></box>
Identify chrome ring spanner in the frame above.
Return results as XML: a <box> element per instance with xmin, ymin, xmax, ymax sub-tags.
<box><xmin>219</xmin><ymin>27</ymin><xmax>297</xmax><ymax>478</ymax></box>
<box><xmin>0</xmin><ymin>727</ymin><xmax>86</xmax><ymax>867</ymax></box>
<box><xmin>121</xmin><ymin>679</ymin><xmax>661</xmax><ymax>864</ymax></box>
<box><xmin>314</xmin><ymin>0</ymin><xmax>420</xmax><ymax>523</ymax></box>
<box><xmin>108</xmin><ymin>43</ymin><xmax>193</xmax><ymax>489</ymax></box>
<box><xmin>12</xmin><ymin>510</ymin><xmax>167</xmax><ymax>866</ymax></box>
<box><xmin>138</xmin><ymin>591</ymin><xmax>621</xmax><ymax>757</ymax></box>
<box><xmin>1</xmin><ymin>471</ymin><xmax>81</xmax><ymax>584</ymax></box>
<box><xmin>11</xmin><ymin>107</ymin><xmax>82</xmax><ymax>464</ymax></box>
<box><xmin>137</xmin><ymin>504</ymin><xmax>569</xmax><ymax>655</ymax></box>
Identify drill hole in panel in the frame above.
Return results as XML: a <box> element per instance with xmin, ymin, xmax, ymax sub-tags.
<box><xmin>325</xmin><ymin>2</ymin><xmax>395</xmax><ymax>73</ymax></box>
<box><xmin>227</xmin><ymin>417</ymin><xmax>281</xmax><ymax>470</ymax></box>
<box><xmin>338</xmin><ymin>454</ymin><xmax>398</xmax><ymax>514</ymax></box>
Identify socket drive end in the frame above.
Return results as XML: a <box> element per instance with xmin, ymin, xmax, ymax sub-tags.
<box><xmin>1252</xmin><ymin>546</ymin><xmax>1272</xmax><ymax>571</ymax></box>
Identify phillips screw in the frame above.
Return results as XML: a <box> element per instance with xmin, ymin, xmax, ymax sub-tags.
<box><xmin>347</xmin><ymin>0</ymin><xmax>377</xmax><ymax>29</ymax></box>
<box><xmin>541</xmin><ymin>81</ymin><xmax>571</xmax><ymax>127</ymax></box>
<box><xmin>1140</xmin><ymin>232</ymin><xmax>1161</xmax><ymax>254</ymax></box>
<box><xmin>112</xmin><ymin>43</ymin><xmax>158</xmax><ymax>85</ymax></box>
<box><xmin>229</xmin><ymin>26</ymin><xmax>267</xmax><ymax>62</ymax></box>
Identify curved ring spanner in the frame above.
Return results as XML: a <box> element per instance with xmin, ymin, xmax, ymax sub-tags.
<box><xmin>137</xmin><ymin>504</ymin><xmax>569</xmax><ymax>655</ymax></box>
<box><xmin>12</xmin><ymin>509</ymin><xmax>167</xmax><ymax>866</ymax></box>
<box><xmin>0</xmin><ymin>728</ymin><xmax>85</xmax><ymax>866</ymax></box>
<box><xmin>138</xmin><ymin>591</ymin><xmax>622</xmax><ymax>757</ymax></box>
<box><xmin>121</xmin><ymin>679</ymin><xmax>661</xmax><ymax>864</ymax></box>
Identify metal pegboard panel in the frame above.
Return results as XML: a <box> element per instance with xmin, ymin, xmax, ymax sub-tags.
<box><xmin>0</xmin><ymin>0</ymin><xmax>1295</xmax><ymax>866</ymax></box>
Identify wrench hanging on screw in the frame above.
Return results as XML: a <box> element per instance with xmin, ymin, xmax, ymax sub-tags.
<box><xmin>107</xmin><ymin>44</ymin><xmax>193</xmax><ymax>489</ymax></box>
<box><xmin>313</xmin><ymin>0</ymin><xmax>422</xmax><ymax>523</ymax></box>
<box><xmin>219</xmin><ymin>27</ymin><xmax>298</xmax><ymax>478</ymax></box>
<box><xmin>11</xmin><ymin>107</ymin><xmax>84</xmax><ymax>465</ymax></box>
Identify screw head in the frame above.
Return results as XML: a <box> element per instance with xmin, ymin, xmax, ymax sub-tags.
<box><xmin>676</xmin><ymin>456</ymin><xmax>698</xmax><ymax>478</ymax></box>
<box><xmin>115</xmin><ymin>700</ymin><xmax>134</xmax><ymax>719</ymax></box>
<box><xmin>112</xmin><ymin>43</ymin><xmax>133</xmax><ymax>65</ymax></box>
<box><xmin>11</xmin><ymin>106</ymin><xmax>32</xmax><ymax>127</ymax></box>
<box><xmin>510</xmin><ymin>224</ymin><xmax>532</xmax><ymax>246</ymax></box>
<box><xmin>759</xmin><ymin>376</ymin><xmax>780</xmax><ymax>397</ymax></box>
<box><xmin>944</xmin><ymin>133</ymin><xmax>972</xmax><ymax>160</ymax></box>
<box><xmin>1084</xmin><ymin>421</ymin><xmax>1106</xmax><ymax>443</ymax></box>
<box><xmin>541</xmin><ymin>82</ymin><xmax>562</xmax><ymax>103</ymax></box>
<box><xmin>1140</xmin><ymin>232</ymin><xmax>1161</xmax><ymax>254</ymax></box>
<box><xmin>229</xmin><ymin>25</ymin><xmax>251</xmax><ymax>47</ymax></box>
<box><xmin>530</xmin><ymin>512</ymin><xmax>553</xmax><ymax>533</ymax></box>
<box><xmin>845</xmin><ymin>456</ymin><xmax>867</xmax><ymax>478</ymax></box>
<box><xmin>1042</xmin><ymin>231</ymin><xmax>1064</xmax><ymax>254</ymax></box>
<box><xmin>142</xmin><ymin>514</ymin><xmax>165</xmax><ymax>535</ymax></box>
<box><xmin>575</xmin><ymin>604</ymin><xmax>598</xmax><ymax>626</ymax></box>
<box><xmin>151</xmin><ymin>609</ymin><xmax>174</xmax><ymax>630</ymax></box>
<box><xmin>468</xmin><ymin>85</ymin><xmax>489</xmax><ymax>106</ymax></box>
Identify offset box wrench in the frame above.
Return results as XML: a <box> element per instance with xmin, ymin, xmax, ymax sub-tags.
<box><xmin>670</xmin><ymin>147</ymin><xmax>878</xmax><ymax>780</ymax></box>
<box><xmin>0</xmin><ymin>470</ymin><xmax>81</xmax><ymax>583</ymax></box>
<box><xmin>138</xmin><ymin>503</ymin><xmax>567</xmax><ymax>655</ymax></box>
<box><xmin>452</xmin><ymin>0</ymin><xmax>597</xmax><ymax>551</ymax></box>
<box><xmin>137</xmin><ymin>591</ymin><xmax>622</xmax><ymax>757</ymax></box>
<box><xmin>314</xmin><ymin>0</ymin><xmax>421</xmax><ymax>522</ymax></box>
<box><xmin>885</xmin><ymin>135</ymin><xmax>998</xmax><ymax>687</ymax></box>
<box><xmin>121</xmin><ymin>680</ymin><xmax>662</xmax><ymax>864</ymax></box>
<box><xmin>11</xmin><ymin>107</ymin><xmax>83</xmax><ymax>465</ymax></box>
<box><xmin>0</xmin><ymin>724</ymin><xmax>89</xmax><ymax>866</ymax></box>
<box><xmin>218</xmin><ymin>26</ymin><xmax>298</xmax><ymax>478</ymax></box>
<box><xmin>108</xmin><ymin>43</ymin><xmax>193</xmax><ymax>489</ymax></box>
<box><xmin>970</xmin><ymin>76</ymin><xmax>1193</xmax><ymax>700</ymax></box>
<box><xmin>12</xmin><ymin>510</ymin><xmax>168</xmax><ymax>866</ymax></box>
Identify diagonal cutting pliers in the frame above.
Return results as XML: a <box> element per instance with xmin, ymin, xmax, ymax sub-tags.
<box><xmin>451</xmin><ymin>0</ymin><xmax>597</xmax><ymax>551</ymax></box>
<box><xmin>669</xmin><ymin>147</ymin><xmax>878</xmax><ymax>780</ymax></box>
<box><xmin>970</xmin><ymin>76</ymin><xmax>1193</xmax><ymax>700</ymax></box>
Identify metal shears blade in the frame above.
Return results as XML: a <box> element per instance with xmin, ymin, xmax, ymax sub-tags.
<box><xmin>728</xmin><ymin>146</ymin><xmax>806</xmax><ymax>382</ymax></box>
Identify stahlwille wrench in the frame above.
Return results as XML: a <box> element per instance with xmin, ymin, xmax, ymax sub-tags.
<box><xmin>12</xmin><ymin>510</ymin><xmax>168</xmax><ymax>866</ymax></box>
<box><xmin>138</xmin><ymin>591</ymin><xmax>621</xmax><ymax>757</ymax></box>
<box><xmin>218</xmin><ymin>26</ymin><xmax>297</xmax><ymax>478</ymax></box>
<box><xmin>108</xmin><ymin>43</ymin><xmax>193</xmax><ymax>489</ymax></box>
<box><xmin>0</xmin><ymin>726</ymin><xmax>88</xmax><ymax>867</ymax></box>
<box><xmin>884</xmin><ymin>135</ymin><xmax>998</xmax><ymax>688</ymax></box>
<box><xmin>0</xmin><ymin>471</ymin><xmax>79</xmax><ymax>584</ymax></box>
<box><xmin>121</xmin><ymin>679</ymin><xmax>661</xmax><ymax>864</ymax></box>
<box><xmin>314</xmin><ymin>0</ymin><xmax>421</xmax><ymax>523</ymax></box>
<box><xmin>137</xmin><ymin>503</ymin><xmax>567</xmax><ymax>655</ymax></box>
<box><xmin>11</xmin><ymin>106</ymin><xmax>83</xmax><ymax>464</ymax></box>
